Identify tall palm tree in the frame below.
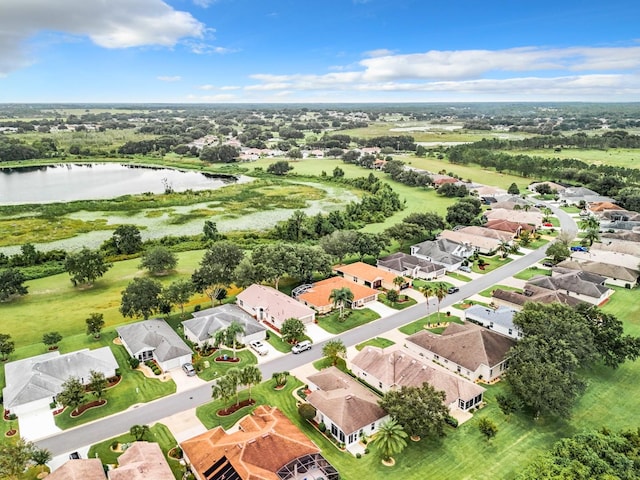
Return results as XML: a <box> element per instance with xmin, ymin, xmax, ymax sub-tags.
<box><xmin>239</xmin><ymin>365</ymin><xmax>262</xmax><ymax>402</ymax></box>
<box><xmin>498</xmin><ymin>240</ymin><xmax>511</xmax><ymax>258</ymax></box>
<box><xmin>322</xmin><ymin>339</ymin><xmax>347</xmax><ymax>366</ymax></box>
<box><xmin>329</xmin><ymin>287</ymin><xmax>354</xmax><ymax>320</ymax></box>
<box><xmin>392</xmin><ymin>276</ymin><xmax>406</xmax><ymax>290</ymax></box>
<box><xmin>225</xmin><ymin>321</ymin><xmax>245</xmax><ymax>359</ymax></box>
<box><xmin>420</xmin><ymin>283</ymin><xmax>435</xmax><ymax>317</ymax></box>
<box><xmin>433</xmin><ymin>283</ymin><xmax>448</xmax><ymax>322</ymax></box>
<box><xmin>580</xmin><ymin>215</ymin><xmax>600</xmax><ymax>246</ymax></box>
<box><xmin>212</xmin><ymin>370</ymin><xmax>240</xmax><ymax>408</ymax></box>
<box><xmin>372</xmin><ymin>419</ymin><xmax>408</xmax><ymax>463</ymax></box>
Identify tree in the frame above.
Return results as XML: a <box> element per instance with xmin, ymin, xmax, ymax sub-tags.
<box><xmin>433</xmin><ymin>283</ymin><xmax>448</xmax><ymax>321</ymax></box>
<box><xmin>139</xmin><ymin>246</ymin><xmax>177</xmax><ymax>276</ymax></box>
<box><xmin>495</xmin><ymin>393</ymin><xmax>522</xmax><ymax>420</ymax></box>
<box><xmin>272</xmin><ymin>371</ymin><xmax>289</xmax><ymax>388</ymax></box>
<box><xmin>379</xmin><ymin>383</ymin><xmax>449</xmax><ymax>439</ymax></box>
<box><xmin>319</xmin><ymin>230</ymin><xmax>359</xmax><ymax>262</ymax></box>
<box><xmin>392</xmin><ymin>276</ymin><xmax>406</xmax><ymax>290</ymax></box>
<box><xmin>88</xmin><ymin>370</ymin><xmax>108</xmax><ymax>399</ymax></box>
<box><xmin>322</xmin><ymin>339</ymin><xmax>346</xmax><ymax>366</ymax></box>
<box><xmin>477</xmin><ymin>417</ymin><xmax>498</xmax><ymax>441</ymax></box>
<box><xmin>42</xmin><ymin>331</ymin><xmax>62</xmax><ymax>350</ymax></box>
<box><xmin>384</xmin><ymin>222</ymin><xmax>425</xmax><ymax>247</ymax></box>
<box><xmin>203</xmin><ymin>220</ymin><xmax>221</xmax><ymax>242</ymax></box>
<box><xmin>246</xmin><ymin>243</ymin><xmax>299</xmax><ymax>290</ymax></box>
<box><xmin>518</xmin><ymin>230</ymin><xmax>532</xmax><ymax>247</ymax></box>
<box><xmin>163</xmin><ymin>280</ymin><xmax>194</xmax><ymax>319</ymax></box>
<box><xmin>372</xmin><ymin>419</ymin><xmax>408</xmax><ymax>462</ymax></box>
<box><xmin>30</xmin><ymin>447</ymin><xmax>52</xmax><ymax>475</ymax></box>
<box><xmin>85</xmin><ymin>312</ymin><xmax>105</xmax><ymax>339</ymax></box>
<box><xmin>0</xmin><ymin>268</ymin><xmax>28</xmax><ymax>301</ymax></box>
<box><xmin>57</xmin><ymin>376</ymin><xmax>86</xmax><ymax>415</ymax></box>
<box><xmin>225</xmin><ymin>321</ymin><xmax>245</xmax><ymax>360</ymax></box>
<box><xmin>267</xmin><ymin>160</ymin><xmax>293</xmax><ymax>175</ymax></box>
<box><xmin>0</xmin><ymin>333</ymin><xmax>15</xmax><ymax>361</ymax></box>
<box><xmin>329</xmin><ymin>287</ymin><xmax>354</xmax><ymax>319</ymax></box>
<box><xmin>545</xmin><ymin>241</ymin><xmax>570</xmax><ymax>264</ymax></box>
<box><xmin>519</xmin><ymin>428</ymin><xmax>640</xmax><ymax>479</ymax></box>
<box><xmin>420</xmin><ymin>283</ymin><xmax>435</xmax><ymax>317</ymax></box>
<box><xmin>239</xmin><ymin>365</ymin><xmax>262</xmax><ymax>402</ymax></box>
<box><xmin>110</xmin><ymin>225</ymin><xmax>142</xmax><ymax>254</ymax></box>
<box><xmin>386</xmin><ymin>289</ymin><xmax>399</xmax><ymax>304</ymax></box>
<box><xmin>507</xmin><ymin>183</ymin><xmax>520</xmax><ymax>195</ymax></box>
<box><xmin>65</xmin><ymin>247</ymin><xmax>112</xmax><ymax>287</ymax></box>
<box><xmin>535</xmin><ymin>183</ymin><xmax>553</xmax><ymax>195</ymax></box>
<box><xmin>120</xmin><ymin>277</ymin><xmax>163</xmax><ymax>319</ymax></box>
<box><xmin>192</xmin><ymin>241</ymin><xmax>243</xmax><ymax>307</ymax></box>
<box><xmin>298</xmin><ymin>403</ymin><xmax>317</xmax><ymax>420</ymax></box>
<box><xmin>0</xmin><ymin>437</ymin><xmax>35</xmax><ymax>480</ymax></box>
<box><xmin>129</xmin><ymin>424</ymin><xmax>150</xmax><ymax>441</ymax></box>
<box><xmin>281</xmin><ymin>318</ymin><xmax>306</xmax><ymax>344</ymax></box>
<box><xmin>498</xmin><ymin>240</ymin><xmax>511</xmax><ymax>258</ymax></box>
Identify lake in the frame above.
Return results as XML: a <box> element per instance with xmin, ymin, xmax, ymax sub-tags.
<box><xmin>0</xmin><ymin>163</ymin><xmax>242</xmax><ymax>204</ymax></box>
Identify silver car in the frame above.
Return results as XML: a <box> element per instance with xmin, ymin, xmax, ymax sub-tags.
<box><xmin>250</xmin><ymin>340</ymin><xmax>269</xmax><ymax>356</ymax></box>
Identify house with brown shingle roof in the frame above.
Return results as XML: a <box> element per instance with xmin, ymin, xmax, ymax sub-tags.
<box><xmin>377</xmin><ymin>252</ymin><xmax>446</xmax><ymax>280</ymax></box>
<box><xmin>484</xmin><ymin>208</ymin><xmax>544</xmax><ymax>228</ymax></box>
<box><xmin>484</xmin><ymin>219</ymin><xmax>536</xmax><ymax>237</ymax></box>
<box><xmin>588</xmin><ymin>201</ymin><xmax>623</xmax><ymax>213</ymax></box>
<box><xmin>406</xmin><ymin>323</ymin><xmax>515</xmax><ymax>382</ymax></box>
<box><xmin>108</xmin><ymin>442</ymin><xmax>174</xmax><ymax>480</ymax></box>
<box><xmin>181</xmin><ymin>405</ymin><xmax>338</xmax><ymax>480</ymax></box>
<box><xmin>236</xmin><ymin>284</ymin><xmax>315</xmax><ymax>330</ymax></box>
<box><xmin>492</xmin><ymin>286</ymin><xmax>586</xmax><ymax>310</ymax></box>
<box><xmin>438</xmin><ymin>229</ymin><xmax>504</xmax><ymax>254</ymax></box>
<box><xmin>350</xmin><ymin>347</ymin><xmax>485</xmax><ymax>412</ymax></box>
<box><xmin>554</xmin><ymin>260</ymin><xmax>639</xmax><ymax>287</ymax></box>
<box><xmin>527</xmin><ymin>270</ymin><xmax>614</xmax><ymax>306</ymax></box>
<box><xmin>306</xmin><ymin>366</ymin><xmax>389</xmax><ymax>447</ymax></box>
<box><xmin>333</xmin><ymin>261</ymin><xmax>409</xmax><ymax>290</ymax></box>
<box><xmin>295</xmin><ymin>276</ymin><xmax>379</xmax><ymax>314</ymax></box>
<box><xmin>48</xmin><ymin>459</ymin><xmax>106</xmax><ymax>480</ymax></box>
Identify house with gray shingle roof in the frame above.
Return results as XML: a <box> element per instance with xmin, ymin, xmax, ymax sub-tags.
<box><xmin>2</xmin><ymin>347</ymin><xmax>118</xmax><ymax>416</ymax></box>
<box><xmin>182</xmin><ymin>304</ymin><xmax>267</xmax><ymax>347</ymax></box>
<box><xmin>527</xmin><ymin>270</ymin><xmax>613</xmax><ymax>305</ymax></box>
<box><xmin>350</xmin><ymin>347</ymin><xmax>485</xmax><ymax>412</ymax></box>
<box><xmin>406</xmin><ymin>323</ymin><xmax>515</xmax><ymax>382</ymax></box>
<box><xmin>554</xmin><ymin>260</ymin><xmax>639</xmax><ymax>287</ymax></box>
<box><xmin>464</xmin><ymin>305</ymin><xmax>521</xmax><ymax>339</ymax></box>
<box><xmin>377</xmin><ymin>252</ymin><xmax>445</xmax><ymax>280</ymax></box>
<box><xmin>492</xmin><ymin>286</ymin><xmax>586</xmax><ymax>309</ymax></box>
<box><xmin>410</xmin><ymin>238</ymin><xmax>473</xmax><ymax>272</ymax></box>
<box><xmin>306</xmin><ymin>366</ymin><xmax>389</xmax><ymax>447</ymax></box>
<box><xmin>117</xmin><ymin>319</ymin><xmax>192</xmax><ymax>371</ymax></box>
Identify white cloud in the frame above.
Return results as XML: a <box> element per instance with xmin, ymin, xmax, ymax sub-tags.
<box><xmin>157</xmin><ymin>75</ymin><xmax>181</xmax><ymax>82</ymax></box>
<box><xmin>0</xmin><ymin>0</ymin><xmax>205</xmax><ymax>75</ymax></box>
<box><xmin>197</xmin><ymin>84</ymin><xmax>216</xmax><ymax>90</ymax></box>
<box><xmin>363</xmin><ymin>49</ymin><xmax>395</xmax><ymax>58</ymax></box>
<box><xmin>220</xmin><ymin>85</ymin><xmax>241</xmax><ymax>90</ymax></box>
<box><xmin>193</xmin><ymin>0</ymin><xmax>217</xmax><ymax>7</ymax></box>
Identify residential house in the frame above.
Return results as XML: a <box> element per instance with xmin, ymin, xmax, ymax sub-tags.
<box><xmin>526</xmin><ymin>270</ymin><xmax>613</xmax><ymax>306</ymax></box>
<box><xmin>472</xmin><ymin>185</ymin><xmax>507</xmax><ymax>197</ymax></box>
<box><xmin>406</xmin><ymin>323</ymin><xmax>516</xmax><ymax>382</ymax></box>
<box><xmin>350</xmin><ymin>347</ymin><xmax>485</xmax><ymax>412</ymax></box>
<box><xmin>182</xmin><ymin>304</ymin><xmax>267</xmax><ymax>348</ymax></box>
<box><xmin>554</xmin><ymin>260</ymin><xmax>639</xmax><ymax>287</ymax></box>
<box><xmin>108</xmin><ymin>442</ymin><xmax>174</xmax><ymax>480</ymax></box>
<box><xmin>588</xmin><ymin>201</ymin><xmax>623</xmax><ymax>214</ymax></box>
<box><xmin>295</xmin><ymin>276</ymin><xmax>379</xmax><ymax>314</ymax></box>
<box><xmin>560</xmin><ymin>186</ymin><xmax>614</xmax><ymax>206</ymax></box>
<box><xmin>117</xmin><ymin>319</ymin><xmax>192</xmax><ymax>371</ymax></box>
<box><xmin>2</xmin><ymin>347</ymin><xmax>118</xmax><ymax>417</ymax></box>
<box><xmin>463</xmin><ymin>305</ymin><xmax>521</xmax><ymax>339</ymax></box>
<box><xmin>592</xmin><ymin>240</ymin><xmax>640</xmax><ymax>258</ymax></box>
<box><xmin>181</xmin><ymin>405</ymin><xmax>338</xmax><ymax>480</ymax></box>
<box><xmin>458</xmin><ymin>225</ymin><xmax>515</xmax><ymax>242</ymax></box>
<box><xmin>411</xmin><ymin>238</ymin><xmax>474</xmax><ymax>272</ymax></box>
<box><xmin>601</xmin><ymin>231</ymin><xmax>640</xmax><ymax>243</ymax></box>
<box><xmin>306</xmin><ymin>366</ymin><xmax>389</xmax><ymax>447</ymax></box>
<box><xmin>377</xmin><ymin>252</ymin><xmax>446</xmax><ymax>280</ymax></box>
<box><xmin>333</xmin><ymin>261</ymin><xmax>409</xmax><ymax>290</ymax></box>
<box><xmin>484</xmin><ymin>208</ymin><xmax>544</xmax><ymax>228</ymax></box>
<box><xmin>528</xmin><ymin>181</ymin><xmax>566</xmax><ymax>194</ymax></box>
<box><xmin>438</xmin><ymin>229</ymin><xmax>503</xmax><ymax>254</ymax></box>
<box><xmin>490</xmin><ymin>200</ymin><xmax>541</xmax><ymax>212</ymax></box>
<box><xmin>484</xmin><ymin>219</ymin><xmax>536</xmax><ymax>237</ymax></box>
<box><xmin>492</xmin><ymin>286</ymin><xmax>586</xmax><ymax>309</ymax></box>
<box><xmin>236</xmin><ymin>284</ymin><xmax>315</xmax><ymax>330</ymax></box>
<box><xmin>48</xmin><ymin>459</ymin><xmax>106</xmax><ymax>480</ymax></box>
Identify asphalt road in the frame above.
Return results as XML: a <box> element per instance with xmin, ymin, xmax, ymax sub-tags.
<box><xmin>36</xmin><ymin>202</ymin><xmax>577</xmax><ymax>455</ymax></box>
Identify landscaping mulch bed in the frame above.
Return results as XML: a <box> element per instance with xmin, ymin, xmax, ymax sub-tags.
<box><xmin>70</xmin><ymin>399</ymin><xmax>107</xmax><ymax>417</ymax></box>
<box><xmin>215</xmin><ymin>356</ymin><xmax>240</xmax><ymax>363</ymax></box>
<box><xmin>217</xmin><ymin>399</ymin><xmax>255</xmax><ymax>416</ymax></box>
<box><xmin>5</xmin><ymin>429</ymin><xmax>17</xmax><ymax>437</ymax></box>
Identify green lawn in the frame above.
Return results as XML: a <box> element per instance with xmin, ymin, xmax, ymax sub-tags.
<box><xmin>196</xmin><ymin>348</ymin><xmax>258</xmax><ymax>381</ymax></box>
<box><xmin>412</xmin><ymin>279</ymin><xmax>455</xmax><ymax>290</ymax></box>
<box><xmin>445</xmin><ymin>272</ymin><xmax>472</xmax><ymax>282</ymax></box>
<box><xmin>513</xmin><ymin>266</ymin><xmax>551</xmax><ymax>280</ymax></box>
<box><xmin>54</xmin><ymin>333</ymin><xmax>176</xmax><ymax>429</ymax></box>
<box><xmin>378</xmin><ymin>293</ymin><xmax>417</xmax><ymax>310</ymax></box>
<box><xmin>316</xmin><ymin>308</ymin><xmax>380</xmax><ymax>334</ymax></box>
<box><xmin>472</xmin><ymin>255</ymin><xmax>513</xmax><ymax>274</ymax></box>
<box><xmin>88</xmin><ymin>423</ymin><xmax>183</xmax><ymax>479</ymax></box>
<box><xmin>312</xmin><ymin>357</ymin><xmax>348</xmax><ymax>372</ymax></box>
<box><xmin>478</xmin><ymin>285</ymin><xmax>521</xmax><ymax>298</ymax></box>
<box><xmin>510</xmin><ymin>147</ymin><xmax>640</xmax><ymax>169</ymax></box>
<box><xmin>398</xmin><ymin>313</ymin><xmax>463</xmax><ymax>335</ymax></box>
<box><xmin>560</xmin><ymin>205</ymin><xmax>582</xmax><ymax>213</ymax></box>
<box><xmin>356</xmin><ymin>337</ymin><xmax>395</xmax><ymax>351</ymax></box>
<box><xmin>265</xmin><ymin>331</ymin><xmax>292</xmax><ymax>353</ymax></box>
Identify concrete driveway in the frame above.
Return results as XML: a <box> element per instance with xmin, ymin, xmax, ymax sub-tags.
<box><xmin>18</xmin><ymin>408</ymin><xmax>61</xmax><ymax>441</ymax></box>
<box><xmin>366</xmin><ymin>301</ymin><xmax>397</xmax><ymax>318</ymax></box>
<box><xmin>169</xmin><ymin>367</ymin><xmax>207</xmax><ymax>393</ymax></box>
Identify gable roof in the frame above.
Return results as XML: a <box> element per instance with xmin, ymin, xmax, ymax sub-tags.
<box><xmin>555</xmin><ymin>260</ymin><xmax>639</xmax><ymax>283</ymax></box>
<box><xmin>588</xmin><ymin>201</ymin><xmax>623</xmax><ymax>212</ymax></box>
<box><xmin>306</xmin><ymin>366</ymin><xmax>387</xmax><ymax>435</ymax></box>
<box><xmin>529</xmin><ymin>181</ymin><xmax>566</xmax><ymax>193</ymax></box>
<box><xmin>350</xmin><ymin>347</ymin><xmax>485</xmax><ymax>405</ymax></box>
<box><xmin>333</xmin><ymin>261</ymin><xmax>407</xmax><ymax>285</ymax></box>
<box><xmin>377</xmin><ymin>252</ymin><xmax>443</xmax><ymax>275</ymax></box>
<box><xmin>182</xmin><ymin>304</ymin><xmax>266</xmax><ymax>342</ymax></box>
<box><xmin>464</xmin><ymin>305</ymin><xmax>518</xmax><ymax>331</ymax></box>
<box><xmin>296</xmin><ymin>276</ymin><xmax>378</xmax><ymax>309</ymax></box>
<box><xmin>527</xmin><ymin>271</ymin><xmax>609</xmax><ymax>298</ymax></box>
<box><xmin>48</xmin><ymin>459</ymin><xmax>106</xmax><ymax>480</ymax></box>
<box><xmin>484</xmin><ymin>218</ymin><xmax>536</xmax><ymax>234</ymax></box>
<box><xmin>484</xmin><ymin>208</ymin><xmax>544</xmax><ymax>226</ymax></box>
<box><xmin>116</xmin><ymin>319</ymin><xmax>191</xmax><ymax>362</ymax></box>
<box><xmin>3</xmin><ymin>347</ymin><xmax>118</xmax><ymax>410</ymax></box>
<box><xmin>593</xmin><ymin>240</ymin><xmax>640</xmax><ymax>257</ymax></box>
<box><xmin>492</xmin><ymin>287</ymin><xmax>585</xmax><ymax>307</ymax></box>
<box><xmin>601</xmin><ymin>231</ymin><xmax>640</xmax><ymax>243</ymax></box>
<box><xmin>457</xmin><ymin>226</ymin><xmax>515</xmax><ymax>241</ymax></box>
<box><xmin>490</xmin><ymin>201</ymin><xmax>541</xmax><ymax>212</ymax></box>
<box><xmin>407</xmin><ymin>323</ymin><xmax>515</xmax><ymax>371</ymax></box>
<box><xmin>181</xmin><ymin>405</ymin><xmax>323</xmax><ymax>480</ymax></box>
<box><xmin>108</xmin><ymin>442</ymin><xmax>174</xmax><ymax>480</ymax></box>
<box><xmin>236</xmin><ymin>284</ymin><xmax>315</xmax><ymax>322</ymax></box>
<box><xmin>439</xmin><ymin>229</ymin><xmax>503</xmax><ymax>252</ymax></box>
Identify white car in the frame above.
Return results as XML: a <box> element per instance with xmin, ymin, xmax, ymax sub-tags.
<box><xmin>250</xmin><ymin>340</ymin><xmax>268</xmax><ymax>356</ymax></box>
<box><xmin>291</xmin><ymin>340</ymin><xmax>312</xmax><ymax>354</ymax></box>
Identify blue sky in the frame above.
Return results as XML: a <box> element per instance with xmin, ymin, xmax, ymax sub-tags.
<box><xmin>1</xmin><ymin>0</ymin><xmax>639</xmax><ymax>102</ymax></box>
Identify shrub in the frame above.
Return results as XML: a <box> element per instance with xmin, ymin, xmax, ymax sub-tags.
<box><xmin>111</xmin><ymin>440</ymin><xmax>119</xmax><ymax>449</ymax></box>
<box><xmin>129</xmin><ymin>357</ymin><xmax>140</xmax><ymax>369</ymax></box>
<box><xmin>445</xmin><ymin>415</ymin><xmax>459</xmax><ymax>428</ymax></box>
<box><xmin>298</xmin><ymin>403</ymin><xmax>317</xmax><ymax>421</ymax></box>
<box><xmin>364</xmin><ymin>448</ymin><xmax>370</xmax><ymax>454</ymax></box>
<box><xmin>318</xmin><ymin>422</ymin><xmax>326</xmax><ymax>433</ymax></box>
<box><xmin>194</xmin><ymin>304</ymin><xmax>201</xmax><ymax>312</ymax></box>
<box><xmin>356</xmin><ymin>453</ymin><xmax>362</xmax><ymax>459</ymax></box>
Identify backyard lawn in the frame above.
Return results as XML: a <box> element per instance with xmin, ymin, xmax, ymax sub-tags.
<box><xmin>356</xmin><ymin>337</ymin><xmax>395</xmax><ymax>351</ymax></box>
<box><xmin>316</xmin><ymin>308</ymin><xmax>380</xmax><ymax>334</ymax></box>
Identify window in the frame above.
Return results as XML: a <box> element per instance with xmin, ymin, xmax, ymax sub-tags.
<box><xmin>457</xmin><ymin>366</ymin><xmax>461</xmax><ymax>373</ymax></box>
<box><xmin>138</xmin><ymin>350</ymin><xmax>153</xmax><ymax>361</ymax></box>
<box><xmin>371</xmin><ymin>423</ymin><xmax>375</xmax><ymax>431</ymax></box>
<box><xmin>378</xmin><ymin>382</ymin><xmax>383</xmax><ymax>389</ymax></box>
<box><xmin>489</xmin><ymin>322</ymin><xmax>494</xmax><ymax>328</ymax></box>
<box><xmin>434</xmin><ymin>354</ymin><xmax>439</xmax><ymax>360</ymax></box>
<box><xmin>508</xmin><ymin>328</ymin><xmax>513</xmax><ymax>335</ymax></box>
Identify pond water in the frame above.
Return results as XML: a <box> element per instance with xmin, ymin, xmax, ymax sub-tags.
<box><xmin>0</xmin><ymin>163</ymin><xmax>241</xmax><ymax>204</ymax></box>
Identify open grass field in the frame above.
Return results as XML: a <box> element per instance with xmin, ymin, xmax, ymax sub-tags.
<box><xmin>509</xmin><ymin>148</ymin><xmax>640</xmax><ymax>169</ymax></box>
